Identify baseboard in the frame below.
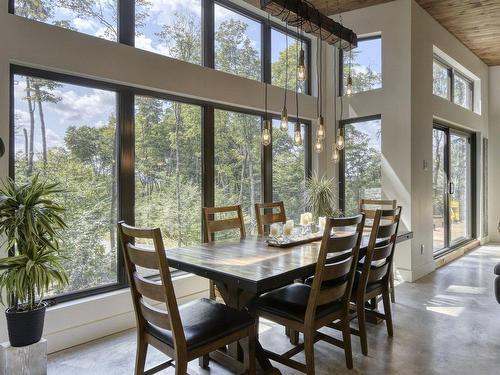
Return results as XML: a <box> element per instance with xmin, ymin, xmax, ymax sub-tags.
<box><xmin>397</xmin><ymin>261</ymin><xmax>436</xmax><ymax>282</ymax></box>
<box><xmin>434</xmin><ymin>240</ymin><xmax>480</xmax><ymax>269</ymax></box>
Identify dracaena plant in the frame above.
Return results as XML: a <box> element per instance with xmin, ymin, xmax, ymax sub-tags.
<box><xmin>304</xmin><ymin>172</ymin><xmax>342</xmax><ymax>220</ymax></box>
<box><xmin>0</xmin><ymin>175</ymin><xmax>68</xmax><ymax>311</ymax></box>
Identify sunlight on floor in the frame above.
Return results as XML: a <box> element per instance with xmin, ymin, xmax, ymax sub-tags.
<box><xmin>426</xmin><ymin>305</ymin><xmax>465</xmax><ymax>317</ymax></box>
<box><xmin>446</xmin><ymin>285</ymin><xmax>486</xmax><ymax>294</ymax></box>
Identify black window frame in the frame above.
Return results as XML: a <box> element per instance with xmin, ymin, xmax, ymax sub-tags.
<box><xmin>433</xmin><ymin>54</ymin><xmax>474</xmax><ymax>111</ymax></box>
<box><xmin>338</xmin><ymin>114</ymin><xmax>382</xmax><ymax>213</ymax></box>
<box><xmin>8</xmin><ymin>0</ymin><xmax>311</xmax><ymax>95</ymax></box>
<box><xmin>9</xmin><ymin>64</ymin><xmax>312</xmax><ymax>304</ymax></box>
<box><xmin>339</xmin><ymin>34</ymin><xmax>382</xmax><ymax>97</ymax></box>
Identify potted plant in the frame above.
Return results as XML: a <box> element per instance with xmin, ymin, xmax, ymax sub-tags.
<box><xmin>0</xmin><ymin>175</ymin><xmax>68</xmax><ymax>347</ymax></box>
<box><xmin>304</xmin><ymin>172</ymin><xmax>342</xmax><ymax>220</ymax></box>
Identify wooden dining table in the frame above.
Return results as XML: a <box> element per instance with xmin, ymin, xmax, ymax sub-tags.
<box><xmin>167</xmin><ymin>230</ymin><xmax>413</xmax><ymax>374</ymax></box>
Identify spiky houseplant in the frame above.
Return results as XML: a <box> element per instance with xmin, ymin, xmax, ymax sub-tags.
<box><xmin>0</xmin><ymin>175</ymin><xmax>68</xmax><ymax>346</ymax></box>
<box><xmin>304</xmin><ymin>172</ymin><xmax>342</xmax><ymax>220</ymax></box>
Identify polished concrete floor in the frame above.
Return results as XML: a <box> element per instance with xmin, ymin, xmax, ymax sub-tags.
<box><xmin>48</xmin><ymin>245</ymin><xmax>500</xmax><ymax>374</ymax></box>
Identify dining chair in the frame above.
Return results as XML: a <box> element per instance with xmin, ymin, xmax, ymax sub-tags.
<box><xmin>203</xmin><ymin>205</ymin><xmax>246</xmax><ymax>301</ymax></box>
<box><xmin>254</xmin><ymin>201</ymin><xmax>287</xmax><ymax>236</ymax></box>
<box><xmin>118</xmin><ymin>221</ymin><xmax>256</xmax><ymax>375</ymax></box>
<box><xmin>359</xmin><ymin>198</ymin><xmax>398</xmax><ymax>302</ymax></box>
<box><xmin>350</xmin><ymin>207</ymin><xmax>402</xmax><ymax>356</ymax></box>
<box><xmin>251</xmin><ymin>214</ymin><xmax>365</xmax><ymax>373</ymax></box>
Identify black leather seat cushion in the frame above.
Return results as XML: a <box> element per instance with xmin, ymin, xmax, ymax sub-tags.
<box><xmin>145</xmin><ymin>298</ymin><xmax>254</xmax><ymax>350</ymax></box>
<box><xmin>252</xmin><ymin>283</ymin><xmax>342</xmax><ymax>323</ymax></box>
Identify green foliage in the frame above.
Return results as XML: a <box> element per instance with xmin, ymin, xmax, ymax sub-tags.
<box><xmin>0</xmin><ymin>175</ymin><xmax>68</xmax><ymax>310</ymax></box>
<box><xmin>304</xmin><ymin>172</ymin><xmax>340</xmax><ymax>220</ymax></box>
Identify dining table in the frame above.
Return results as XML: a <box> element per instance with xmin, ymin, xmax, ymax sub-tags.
<box><xmin>167</xmin><ymin>229</ymin><xmax>413</xmax><ymax>374</ymax></box>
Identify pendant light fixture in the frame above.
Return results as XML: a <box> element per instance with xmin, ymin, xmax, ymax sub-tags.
<box><xmin>336</xmin><ymin>1</ymin><xmax>345</xmax><ymax>152</ymax></box>
<box><xmin>262</xmin><ymin>14</ymin><xmax>272</xmax><ymax>147</ymax></box>
<box><xmin>297</xmin><ymin>26</ymin><xmax>306</xmax><ymax>83</ymax></box>
<box><xmin>314</xmin><ymin>24</ymin><xmax>325</xmax><ymax>154</ymax></box>
<box><xmin>294</xmin><ymin>25</ymin><xmax>302</xmax><ymax>146</ymax></box>
<box><xmin>280</xmin><ymin>19</ymin><xmax>289</xmax><ymax>130</ymax></box>
<box><xmin>346</xmin><ymin>48</ymin><xmax>353</xmax><ymax>97</ymax></box>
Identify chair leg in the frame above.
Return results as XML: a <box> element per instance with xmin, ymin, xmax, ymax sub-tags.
<box><xmin>244</xmin><ymin>326</ymin><xmax>256</xmax><ymax>375</ymax></box>
<box><xmin>382</xmin><ymin>290</ymin><xmax>394</xmax><ymax>337</ymax></box>
<box><xmin>209</xmin><ymin>280</ymin><xmax>216</xmax><ymax>300</ymax></box>
<box><xmin>341</xmin><ymin>319</ymin><xmax>353</xmax><ymax>369</ymax></box>
<box><xmin>390</xmin><ymin>268</ymin><xmax>396</xmax><ymax>303</ymax></box>
<box><xmin>198</xmin><ymin>355</ymin><xmax>209</xmax><ymax>369</ymax></box>
<box><xmin>135</xmin><ymin>336</ymin><xmax>148</xmax><ymax>375</ymax></box>
<box><xmin>304</xmin><ymin>332</ymin><xmax>315</xmax><ymax>375</ymax></box>
<box><xmin>175</xmin><ymin>359</ymin><xmax>188</xmax><ymax>375</ymax></box>
<box><xmin>357</xmin><ymin>303</ymin><xmax>368</xmax><ymax>356</ymax></box>
<box><xmin>289</xmin><ymin>329</ymin><xmax>299</xmax><ymax>345</ymax></box>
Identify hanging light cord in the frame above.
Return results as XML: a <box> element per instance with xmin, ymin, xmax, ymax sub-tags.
<box><xmin>296</xmin><ymin>25</ymin><xmax>300</xmax><ymax>121</ymax></box>
<box><xmin>284</xmin><ymin>20</ymin><xmax>288</xmax><ymax>105</ymax></box>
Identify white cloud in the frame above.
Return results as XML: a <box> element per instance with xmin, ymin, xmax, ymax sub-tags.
<box><xmin>73</xmin><ymin>18</ymin><xmax>97</xmax><ymax>31</ymax></box>
<box><xmin>135</xmin><ymin>35</ymin><xmax>170</xmax><ymax>56</ymax></box>
<box><xmin>149</xmin><ymin>0</ymin><xmax>201</xmax><ymax>25</ymax></box>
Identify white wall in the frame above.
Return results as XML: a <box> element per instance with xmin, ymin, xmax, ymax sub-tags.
<box><xmin>488</xmin><ymin>67</ymin><xmax>500</xmax><ymax>241</ymax></box>
<box><xmin>0</xmin><ymin>3</ymin><xmax>319</xmax><ymax>352</ymax></box>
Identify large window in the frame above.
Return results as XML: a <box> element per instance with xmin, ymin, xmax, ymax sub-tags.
<box><xmin>433</xmin><ymin>55</ymin><xmax>474</xmax><ymax>111</ymax></box>
<box><xmin>272</xmin><ymin>120</ymin><xmax>307</xmax><ymax>222</ymax></box>
<box><xmin>135</xmin><ymin>96</ymin><xmax>202</xmax><ymax>248</ymax></box>
<box><xmin>271</xmin><ymin>28</ymin><xmax>308</xmax><ymax>93</ymax></box>
<box><xmin>341</xmin><ymin>36</ymin><xmax>382</xmax><ymax>95</ymax></box>
<box><xmin>341</xmin><ymin>116</ymin><xmax>382</xmax><ymax>216</ymax></box>
<box><xmin>214</xmin><ymin>3</ymin><xmax>262</xmax><ymax>81</ymax></box>
<box><xmin>214</xmin><ymin>109</ymin><xmax>262</xmax><ymax>237</ymax></box>
<box><xmin>135</xmin><ymin>0</ymin><xmax>202</xmax><ymax>64</ymax></box>
<box><xmin>13</xmin><ymin>0</ymin><xmax>118</xmax><ymax>41</ymax></box>
<box><xmin>13</xmin><ymin>72</ymin><xmax>119</xmax><ymax>296</ymax></box>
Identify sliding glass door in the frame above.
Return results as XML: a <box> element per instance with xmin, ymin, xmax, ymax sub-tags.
<box><xmin>432</xmin><ymin>126</ymin><xmax>472</xmax><ymax>254</ymax></box>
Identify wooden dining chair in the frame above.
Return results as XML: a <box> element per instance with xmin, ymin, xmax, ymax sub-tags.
<box><xmin>203</xmin><ymin>205</ymin><xmax>246</xmax><ymax>243</ymax></box>
<box><xmin>251</xmin><ymin>214</ymin><xmax>365</xmax><ymax>373</ymax></box>
<box><xmin>254</xmin><ymin>201</ymin><xmax>287</xmax><ymax>236</ymax></box>
<box><xmin>203</xmin><ymin>205</ymin><xmax>246</xmax><ymax>301</ymax></box>
<box><xmin>359</xmin><ymin>198</ymin><xmax>398</xmax><ymax>303</ymax></box>
<box><xmin>118</xmin><ymin>221</ymin><xmax>256</xmax><ymax>375</ymax></box>
<box><xmin>350</xmin><ymin>207</ymin><xmax>402</xmax><ymax>356</ymax></box>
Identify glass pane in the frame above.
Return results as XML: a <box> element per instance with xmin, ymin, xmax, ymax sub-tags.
<box><xmin>13</xmin><ymin>74</ymin><xmax>118</xmax><ymax>295</ymax></box>
<box><xmin>271</xmin><ymin>28</ymin><xmax>307</xmax><ymax>93</ymax></box>
<box><xmin>135</xmin><ymin>96</ymin><xmax>202</xmax><ymax>249</ymax></box>
<box><xmin>433</xmin><ymin>60</ymin><xmax>450</xmax><ymax>99</ymax></box>
<box><xmin>214</xmin><ymin>110</ymin><xmax>262</xmax><ymax>238</ymax></box>
<box><xmin>343</xmin><ymin>37</ymin><xmax>382</xmax><ymax>95</ymax></box>
<box><xmin>215</xmin><ymin>4</ymin><xmax>262</xmax><ymax>81</ymax></box>
<box><xmin>344</xmin><ymin>119</ymin><xmax>382</xmax><ymax>216</ymax></box>
<box><xmin>272</xmin><ymin>120</ymin><xmax>306</xmax><ymax>222</ymax></box>
<box><xmin>454</xmin><ymin>74</ymin><xmax>472</xmax><ymax>110</ymax></box>
<box><xmin>449</xmin><ymin>133</ymin><xmax>470</xmax><ymax>244</ymax></box>
<box><xmin>14</xmin><ymin>0</ymin><xmax>118</xmax><ymax>41</ymax></box>
<box><xmin>432</xmin><ymin>128</ymin><xmax>446</xmax><ymax>251</ymax></box>
<box><xmin>135</xmin><ymin>0</ymin><xmax>202</xmax><ymax>64</ymax></box>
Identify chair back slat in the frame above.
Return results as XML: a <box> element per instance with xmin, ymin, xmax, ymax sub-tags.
<box><xmin>118</xmin><ymin>221</ymin><xmax>187</xmax><ymax>352</ymax></box>
<box><xmin>255</xmin><ymin>202</ymin><xmax>286</xmax><ymax>235</ymax></box>
<box><xmin>360</xmin><ymin>199</ymin><xmax>397</xmax><ymax>227</ymax></box>
<box><xmin>127</xmin><ymin>244</ymin><xmax>160</xmax><ymax>270</ymax></box>
<box><xmin>317</xmin><ymin>282</ymin><xmax>348</xmax><ymax>306</ymax></box>
<box><xmin>356</xmin><ymin>207</ymin><xmax>402</xmax><ymax>297</ymax></box>
<box><xmin>203</xmin><ymin>205</ymin><xmax>246</xmax><ymax>242</ymax></box>
<box><xmin>368</xmin><ymin>263</ymin><xmax>390</xmax><ymax>283</ymax></box>
<box><xmin>139</xmin><ymin>299</ymin><xmax>171</xmax><ymax>330</ymax></box>
<box><xmin>305</xmin><ymin>214</ymin><xmax>365</xmax><ymax>324</ymax></box>
<box><xmin>134</xmin><ymin>273</ymin><xmax>166</xmax><ymax>302</ymax></box>
<box><xmin>371</xmin><ymin>243</ymin><xmax>393</xmax><ymax>262</ymax></box>
<box><xmin>377</xmin><ymin>222</ymin><xmax>398</xmax><ymax>239</ymax></box>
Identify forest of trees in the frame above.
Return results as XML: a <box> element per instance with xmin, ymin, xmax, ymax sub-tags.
<box><xmin>13</xmin><ymin>0</ymin><xmax>308</xmax><ymax>295</ymax></box>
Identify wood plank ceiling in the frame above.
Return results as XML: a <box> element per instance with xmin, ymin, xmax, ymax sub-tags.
<box><xmin>310</xmin><ymin>0</ymin><xmax>500</xmax><ymax>65</ymax></box>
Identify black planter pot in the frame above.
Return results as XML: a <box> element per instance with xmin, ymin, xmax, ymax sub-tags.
<box><xmin>5</xmin><ymin>303</ymin><xmax>47</xmax><ymax>347</ymax></box>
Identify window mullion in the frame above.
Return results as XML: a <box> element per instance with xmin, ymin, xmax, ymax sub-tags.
<box><xmin>118</xmin><ymin>0</ymin><xmax>135</xmax><ymax>46</ymax></box>
<box><xmin>202</xmin><ymin>0</ymin><xmax>215</xmax><ymax>68</ymax></box>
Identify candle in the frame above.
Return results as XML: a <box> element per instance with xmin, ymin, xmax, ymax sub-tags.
<box><xmin>300</xmin><ymin>212</ymin><xmax>313</xmax><ymax>226</ymax></box>
<box><xmin>318</xmin><ymin>216</ymin><xmax>326</xmax><ymax>230</ymax></box>
<box><xmin>283</xmin><ymin>220</ymin><xmax>294</xmax><ymax>236</ymax></box>
<box><xmin>270</xmin><ymin>223</ymin><xmax>280</xmax><ymax>237</ymax></box>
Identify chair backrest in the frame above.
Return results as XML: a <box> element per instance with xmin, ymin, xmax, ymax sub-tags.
<box><xmin>306</xmin><ymin>215</ymin><xmax>365</xmax><ymax>323</ymax></box>
<box><xmin>254</xmin><ymin>201</ymin><xmax>287</xmax><ymax>236</ymax></box>
<box><xmin>118</xmin><ymin>222</ymin><xmax>186</xmax><ymax>353</ymax></box>
<box><xmin>359</xmin><ymin>199</ymin><xmax>397</xmax><ymax>226</ymax></box>
<box><xmin>203</xmin><ymin>205</ymin><xmax>246</xmax><ymax>243</ymax></box>
<box><xmin>358</xmin><ymin>207</ymin><xmax>402</xmax><ymax>292</ymax></box>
